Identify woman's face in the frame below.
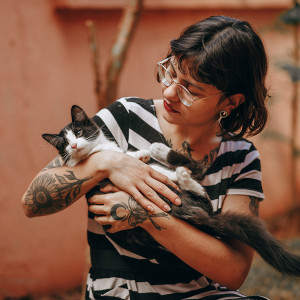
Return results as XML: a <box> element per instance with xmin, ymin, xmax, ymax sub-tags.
<box><xmin>160</xmin><ymin>58</ymin><xmax>224</xmax><ymax>128</ymax></box>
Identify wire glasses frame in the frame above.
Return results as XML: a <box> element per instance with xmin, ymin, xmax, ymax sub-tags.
<box><xmin>157</xmin><ymin>57</ymin><xmax>225</xmax><ymax>107</ymax></box>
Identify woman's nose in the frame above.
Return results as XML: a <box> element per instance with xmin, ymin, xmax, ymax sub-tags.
<box><xmin>163</xmin><ymin>83</ymin><xmax>180</xmax><ymax>102</ymax></box>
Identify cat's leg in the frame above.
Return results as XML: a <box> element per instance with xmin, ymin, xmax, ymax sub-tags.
<box><xmin>176</xmin><ymin>167</ymin><xmax>207</xmax><ymax>196</ymax></box>
<box><xmin>126</xmin><ymin>150</ymin><xmax>151</xmax><ymax>164</ymax></box>
<box><xmin>150</xmin><ymin>164</ymin><xmax>178</xmax><ymax>182</ymax></box>
<box><xmin>149</xmin><ymin>143</ymin><xmax>172</xmax><ymax>167</ymax></box>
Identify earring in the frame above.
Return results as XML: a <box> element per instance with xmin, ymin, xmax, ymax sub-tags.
<box><xmin>218</xmin><ymin>110</ymin><xmax>228</xmax><ymax>126</ymax></box>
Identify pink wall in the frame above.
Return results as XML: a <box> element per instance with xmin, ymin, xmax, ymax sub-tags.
<box><xmin>0</xmin><ymin>0</ymin><xmax>299</xmax><ymax>297</ymax></box>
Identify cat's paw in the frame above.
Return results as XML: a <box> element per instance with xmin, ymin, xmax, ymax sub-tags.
<box><xmin>176</xmin><ymin>167</ymin><xmax>206</xmax><ymax>196</ymax></box>
<box><xmin>176</xmin><ymin>167</ymin><xmax>191</xmax><ymax>182</ymax></box>
<box><xmin>135</xmin><ymin>150</ymin><xmax>151</xmax><ymax>163</ymax></box>
<box><xmin>150</xmin><ymin>143</ymin><xmax>170</xmax><ymax>162</ymax></box>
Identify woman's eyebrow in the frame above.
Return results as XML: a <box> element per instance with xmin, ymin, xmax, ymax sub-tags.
<box><xmin>169</xmin><ymin>60</ymin><xmax>176</xmax><ymax>73</ymax></box>
<box><xmin>170</xmin><ymin>60</ymin><xmax>205</xmax><ymax>92</ymax></box>
<box><xmin>185</xmin><ymin>80</ymin><xmax>205</xmax><ymax>91</ymax></box>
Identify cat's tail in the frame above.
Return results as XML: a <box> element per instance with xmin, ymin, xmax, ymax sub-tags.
<box><xmin>209</xmin><ymin>212</ymin><xmax>300</xmax><ymax>277</ymax></box>
<box><xmin>169</xmin><ymin>193</ymin><xmax>300</xmax><ymax>276</ymax></box>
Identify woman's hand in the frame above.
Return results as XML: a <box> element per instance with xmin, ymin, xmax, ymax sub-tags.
<box><xmin>94</xmin><ymin>151</ymin><xmax>181</xmax><ymax>212</ymax></box>
<box><xmin>88</xmin><ymin>185</ymin><xmax>169</xmax><ymax>233</ymax></box>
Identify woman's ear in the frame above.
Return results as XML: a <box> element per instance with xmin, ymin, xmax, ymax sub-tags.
<box><xmin>225</xmin><ymin>93</ymin><xmax>245</xmax><ymax>113</ymax></box>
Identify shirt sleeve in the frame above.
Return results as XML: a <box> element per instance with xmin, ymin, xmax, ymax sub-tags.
<box><xmin>227</xmin><ymin>144</ymin><xmax>264</xmax><ymax>200</ymax></box>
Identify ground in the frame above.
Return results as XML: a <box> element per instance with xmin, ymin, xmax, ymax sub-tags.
<box><xmin>240</xmin><ymin>238</ymin><xmax>300</xmax><ymax>300</ymax></box>
<box><xmin>239</xmin><ymin>207</ymin><xmax>300</xmax><ymax>299</ymax></box>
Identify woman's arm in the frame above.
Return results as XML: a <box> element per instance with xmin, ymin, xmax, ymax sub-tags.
<box><xmin>22</xmin><ymin>154</ymin><xmax>104</xmax><ymax>217</ymax></box>
<box><xmin>22</xmin><ymin>151</ymin><xmax>180</xmax><ymax>217</ymax></box>
<box><xmin>89</xmin><ymin>192</ymin><xmax>257</xmax><ymax>290</ymax></box>
<box><xmin>142</xmin><ymin>194</ymin><xmax>256</xmax><ymax>290</ymax></box>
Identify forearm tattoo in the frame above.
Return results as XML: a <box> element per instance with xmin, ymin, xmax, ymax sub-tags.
<box><xmin>249</xmin><ymin>196</ymin><xmax>260</xmax><ymax>216</ymax></box>
<box><xmin>111</xmin><ymin>196</ymin><xmax>169</xmax><ymax>230</ymax></box>
<box><xmin>42</xmin><ymin>156</ymin><xmax>63</xmax><ymax>171</ymax></box>
<box><xmin>24</xmin><ymin>170</ymin><xmax>92</xmax><ymax>215</ymax></box>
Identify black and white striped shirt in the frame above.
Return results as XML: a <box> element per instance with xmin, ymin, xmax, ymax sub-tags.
<box><xmin>85</xmin><ymin>97</ymin><xmax>265</xmax><ymax>299</ymax></box>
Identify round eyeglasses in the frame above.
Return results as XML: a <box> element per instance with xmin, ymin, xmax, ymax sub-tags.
<box><xmin>157</xmin><ymin>57</ymin><xmax>225</xmax><ymax>107</ymax></box>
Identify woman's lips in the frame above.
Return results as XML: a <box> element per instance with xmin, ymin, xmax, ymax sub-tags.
<box><xmin>164</xmin><ymin>100</ymin><xmax>179</xmax><ymax>113</ymax></box>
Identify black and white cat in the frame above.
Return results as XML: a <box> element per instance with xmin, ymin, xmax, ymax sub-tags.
<box><xmin>42</xmin><ymin>105</ymin><xmax>205</xmax><ymax>196</ymax></box>
<box><xmin>42</xmin><ymin>105</ymin><xmax>300</xmax><ymax>277</ymax></box>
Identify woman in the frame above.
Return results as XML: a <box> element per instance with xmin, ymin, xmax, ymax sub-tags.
<box><xmin>22</xmin><ymin>16</ymin><xmax>269</xmax><ymax>299</ymax></box>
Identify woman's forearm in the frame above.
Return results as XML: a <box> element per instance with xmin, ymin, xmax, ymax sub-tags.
<box><xmin>142</xmin><ymin>213</ymin><xmax>253</xmax><ymax>290</ymax></box>
<box><xmin>92</xmin><ymin>189</ymin><xmax>254</xmax><ymax>290</ymax></box>
<box><xmin>22</xmin><ymin>148</ymin><xmax>181</xmax><ymax>218</ymax></box>
<box><xmin>21</xmin><ymin>154</ymin><xmax>108</xmax><ymax>218</ymax></box>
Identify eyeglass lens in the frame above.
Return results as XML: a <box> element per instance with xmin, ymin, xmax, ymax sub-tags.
<box><xmin>158</xmin><ymin>64</ymin><xmax>193</xmax><ymax>106</ymax></box>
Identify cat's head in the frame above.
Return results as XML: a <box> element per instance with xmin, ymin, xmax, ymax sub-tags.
<box><xmin>42</xmin><ymin>105</ymin><xmax>100</xmax><ymax>166</ymax></box>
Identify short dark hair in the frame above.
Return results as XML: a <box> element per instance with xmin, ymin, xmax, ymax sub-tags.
<box><xmin>165</xmin><ymin>15</ymin><xmax>269</xmax><ymax>140</ymax></box>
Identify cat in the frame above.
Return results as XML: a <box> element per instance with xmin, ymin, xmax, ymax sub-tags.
<box><xmin>42</xmin><ymin>105</ymin><xmax>149</xmax><ymax>167</ymax></box>
<box><xmin>42</xmin><ymin>105</ymin><xmax>200</xmax><ymax>192</ymax></box>
<box><xmin>42</xmin><ymin>105</ymin><xmax>300</xmax><ymax>277</ymax></box>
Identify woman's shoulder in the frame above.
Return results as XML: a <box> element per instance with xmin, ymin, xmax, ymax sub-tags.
<box><xmin>220</xmin><ymin>137</ymin><xmax>258</xmax><ymax>154</ymax></box>
<box><xmin>215</xmin><ymin>137</ymin><xmax>261</xmax><ymax>169</ymax></box>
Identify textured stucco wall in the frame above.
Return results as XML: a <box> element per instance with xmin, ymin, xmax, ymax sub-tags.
<box><xmin>0</xmin><ymin>0</ymin><xmax>299</xmax><ymax>297</ymax></box>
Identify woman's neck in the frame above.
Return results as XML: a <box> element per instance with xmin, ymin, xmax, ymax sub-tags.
<box><xmin>165</xmin><ymin>127</ymin><xmax>221</xmax><ymax>162</ymax></box>
<box><xmin>154</xmin><ymin>100</ymin><xmax>222</xmax><ymax>162</ymax></box>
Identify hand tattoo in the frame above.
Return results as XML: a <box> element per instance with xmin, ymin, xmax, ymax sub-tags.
<box><xmin>24</xmin><ymin>170</ymin><xmax>92</xmax><ymax>215</ymax></box>
<box><xmin>111</xmin><ymin>196</ymin><xmax>169</xmax><ymax>230</ymax></box>
<box><xmin>249</xmin><ymin>196</ymin><xmax>260</xmax><ymax>216</ymax></box>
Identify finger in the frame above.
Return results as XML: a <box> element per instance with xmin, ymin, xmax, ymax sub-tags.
<box><xmin>139</xmin><ymin>182</ymin><xmax>173</xmax><ymax>212</ymax></box>
<box><xmin>88</xmin><ymin>191</ymin><xmax>117</xmax><ymax>204</ymax></box>
<box><xmin>94</xmin><ymin>215</ymin><xmax>111</xmax><ymax>225</ymax></box>
<box><xmin>127</xmin><ymin>183</ymin><xmax>171</xmax><ymax>212</ymax></box>
<box><xmin>127</xmin><ymin>187</ymin><xmax>156</xmax><ymax>212</ymax></box>
<box><xmin>100</xmin><ymin>184</ymin><xmax>121</xmax><ymax>193</ymax></box>
<box><xmin>146</xmin><ymin>177</ymin><xmax>181</xmax><ymax>206</ymax></box>
<box><xmin>93</xmin><ymin>216</ymin><xmax>121</xmax><ymax>233</ymax></box>
<box><xmin>149</xmin><ymin>167</ymin><xmax>180</xmax><ymax>192</ymax></box>
<box><xmin>88</xmin><ymin>194</ymin><xmax>105</xmax><ymax>204</ymax></box>
<box><xmin>89</xmin><ymin>204</ymin><xmax>106</xmax><ymax>215</ymax></box>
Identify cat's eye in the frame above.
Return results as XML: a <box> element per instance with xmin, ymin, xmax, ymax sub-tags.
<box><xmin>75</xmin><ymin>129</ymin><xmax>84</xmax><ymax>137</ymax></box>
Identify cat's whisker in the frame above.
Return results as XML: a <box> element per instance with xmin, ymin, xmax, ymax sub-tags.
<box><xmin>61</xmin><ymin>153</ymin><xmax>70</xmax><ymax>162</ymax></box>
<box><xmin>86</xmin><ymin>131</ymin><xmax>99</xmax><ymax>141</ymax></box>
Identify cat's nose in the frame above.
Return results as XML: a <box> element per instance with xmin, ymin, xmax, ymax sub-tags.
<box><xmin>71</xmin><ymin>143</ymin><xmax>77</xmax><ymax>149</ymax></box>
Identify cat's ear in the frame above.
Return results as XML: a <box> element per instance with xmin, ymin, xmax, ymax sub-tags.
<box><xmin>42</xmin><ymin>134</ymin><xmax>63</xmax><ymax>149</ymax></box>
<box><xmin>71</xmin><ymin>105</ymin><xmax>89</xmax><ymax>123</ymax></box>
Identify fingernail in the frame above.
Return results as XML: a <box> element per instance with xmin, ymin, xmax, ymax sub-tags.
<box><xmin>174</xmin><ymin>198</ymin><xmax>181</xmax><ymax>205</ymax></box>
<box><xmin>147</xmin><ymin>205</ymin><xmax>154</xmax><ymax>212</ymax></box>
<box><xmin>163</xmin><ymin>204</ymin><xmax>171</xmax><ymax>212</ymax></box>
